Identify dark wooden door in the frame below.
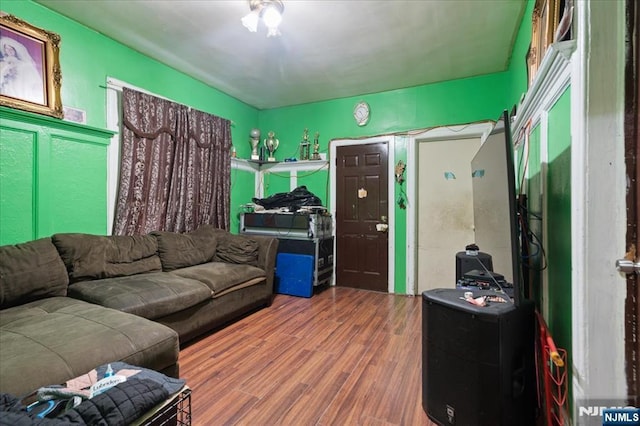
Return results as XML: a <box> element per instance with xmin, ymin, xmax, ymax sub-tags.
<box><xmin>335</xmin><ymin>142</ymin><xmax>389</xmax><ymax>292</ymax></box>
<box><xmin>625</xmin><ymin>0</ymin><xmax>639</xmax><ymax>407</ymax></box>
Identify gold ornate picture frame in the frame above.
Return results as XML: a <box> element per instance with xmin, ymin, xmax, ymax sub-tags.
<box><xmin>0</xmin><ymin>13</ymin><xmax>62</xmax><ymax>118</ymax></box>
<box><xmin>527</xmin><ymin>0</ymin><xmax>562</xmax><ymax>86</ymax></box>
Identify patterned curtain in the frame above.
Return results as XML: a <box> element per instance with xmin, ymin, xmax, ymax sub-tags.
<box><xmin>113</xmin><ymin>87</ymin><xmax>231</xmax><ymax>235</ymax></box>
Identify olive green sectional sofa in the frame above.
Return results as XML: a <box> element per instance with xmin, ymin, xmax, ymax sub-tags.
<box><xmin>0</xmin><ymin>226</ymin><xmax>278</xmax><ymax>397</ymax></box>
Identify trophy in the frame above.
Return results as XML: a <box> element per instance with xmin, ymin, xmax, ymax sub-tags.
<box><xmin>249</xmin><ymin>128</ymin><xmax>261</xmax><ymax>160</ymax></box>
<box><xmin>263</xmin><ymin>131</ymin><xmax>280</xmax><ymax>162</ymax></box>
<box><xmin>312</xmin><ymin>131</ymin><xmax>321</xmax><ymax>160</ymax></box>
<box><xmin>299</xmin><ymin>128</ymin><xmax>310</xmax><ymax>160</ymax></box>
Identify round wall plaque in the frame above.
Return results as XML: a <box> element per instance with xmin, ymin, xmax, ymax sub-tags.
<box><xmin>353</xmin><ymin>101</ymin><xmax>370</xmax><ymax>126</ymax></box>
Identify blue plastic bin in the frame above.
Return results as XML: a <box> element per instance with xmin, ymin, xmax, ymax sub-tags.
<box><xmin>275</xmin><ymin>253</ymin><xmax>314</xmax><ymax>298</ymax></box>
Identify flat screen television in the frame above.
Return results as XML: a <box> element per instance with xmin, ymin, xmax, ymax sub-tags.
<box><xmin>471</xmin><ymin>110</ymin><xmax>522</xmax><ymax>306</ymax></box>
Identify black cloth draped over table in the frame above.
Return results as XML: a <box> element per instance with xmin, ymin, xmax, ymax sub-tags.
<box><xmin>252</xmin><ymin>186</ymin><xmax>323</xmax><ymax>211</ymax></box>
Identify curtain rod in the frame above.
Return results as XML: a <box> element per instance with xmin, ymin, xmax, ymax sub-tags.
<box><xmin>100</xmin><ymin>77</ymin><xmax>235</xmax><ymax>126</ymax></box>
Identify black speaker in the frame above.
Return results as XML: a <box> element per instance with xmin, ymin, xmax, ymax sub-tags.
<box><xmin>455</xmin><ymin>251</ymin><xmax>493</xmax><ymax>281</ymax></box>
<box><xmin>422</xmin><ymin>289</ymin><xmax>535</xmax><ymax>426</ymax></box>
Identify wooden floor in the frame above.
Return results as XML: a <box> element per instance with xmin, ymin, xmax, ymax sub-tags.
<box><xmin>179</xmin><ymin>286</ymin><xmax>437</xmax><ymax>426</ymax></box>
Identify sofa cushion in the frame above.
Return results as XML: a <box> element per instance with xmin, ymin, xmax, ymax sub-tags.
<box><xmin>0</xmin><ymin>297</ymin><xmax>178</xmax><ymax>397</ymax></box>
<box><xmin>151</xmin><ymin>227</ymin><xmax>218</xmax><ymax>271</ymax></box>
<box><xmin>213</xmin><ymin>234</ymin><xmax>259</xmax><ymax>266</ymax></box>
<box><xmin>67</xmin><ymin>272</ymin><xmax>212</xmax><ymax>320</ymax></box>
<box><xmin>0</xmin><ymin>238</ymin><xmax>69</xmax><ymax>309</ymax></box>
<box><xmin>170</xmin><ymin>262</ymin><xmax>265</xmax><ymax>295</ymax></box>
<box><xmin>52</xmin><ymin>233</ymin><xmax>161</xmax><ymax>282</ymax></box>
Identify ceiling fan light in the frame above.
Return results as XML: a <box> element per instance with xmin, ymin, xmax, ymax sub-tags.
<box><xmin>242</xmin><ymin>0</ymin><xmax>284</xmax><ymax>37</ymax></box>
<box><xmin>262</xmin><ymin>5</ymin><xmax>282</xmax><ymax>29</ymax></box>
<box><xmin>241</xmin><ymin>11</ymin><xmax>259</xmax><ymax>32</ymax></box>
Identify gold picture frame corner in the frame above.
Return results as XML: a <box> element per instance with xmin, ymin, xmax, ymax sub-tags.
<box><xmin>0</xmin><ymin>13</ymin><xmax>63</xmax><ymax>119</ymax></box>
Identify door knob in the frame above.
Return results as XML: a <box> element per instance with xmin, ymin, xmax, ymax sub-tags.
<box><xmin>616</xmin><ymin>259</ymin><xmax>640</xmax><ymax>274</ymax></box>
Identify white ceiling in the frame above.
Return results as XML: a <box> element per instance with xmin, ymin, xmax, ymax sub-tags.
<box><xmin>36</xmin><ymin>0</ymin><xmax>526</xmax><ymax>110</ymax></box>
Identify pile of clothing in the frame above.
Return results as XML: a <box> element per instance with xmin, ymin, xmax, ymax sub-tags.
<box><xmin>0</xmin><ymin>363</ymin><xmax>185</xmax><ymax>425</ymax></box>
<box><xmin>252</xmin><ymin>186</ymin><xmax>323</xmax><ymax>211</ymax></box>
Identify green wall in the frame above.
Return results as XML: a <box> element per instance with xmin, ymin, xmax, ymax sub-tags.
<box><xmin>522</xmin><ymin>88</ymin><xmax>573</xmax><ymax>407</ymax></box>
<box><xmin>509</xmin><ymin>0</ymin><xmax>573</xmax><ymax>400</ymax></box>
<box><xmin>525</xmin><ymin>124</ymin><xmax>543</xmax><ymax>305</ymax></box>
<box><xmin>0</xmin><ymin>107</ymin><xmax>114</xmax><ymax>244</ymax></box>
<box><xmin>546</xmin><ymin>88</ymin><xmax>572</xmax><ymax>366</ymax></box>
<box><xmin>507</xmin><ymin>0</ymin><xmax>535</xmax><ymax>107</ymax></box>
<box><xmin>258</xmin><ymin>71</ymin><xmax>512</xmax><ymax>147</ymax></box>
<box><xmin>511</xmin><ymin>2</ymin><xmax>573</xmax><ymax>409</ymax></box>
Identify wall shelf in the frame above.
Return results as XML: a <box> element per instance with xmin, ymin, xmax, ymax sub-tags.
<box><xmin>231</xmin><ymin>158</ymin><xmax>329</xmax><ymax>199</ymax></box>
<box><xmin>232</xmin><ymin>158</ymin><xmax>328</xmax><ymax>173</ymax></box>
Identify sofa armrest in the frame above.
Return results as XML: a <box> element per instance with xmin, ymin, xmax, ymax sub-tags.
<box><xmin>249</xmin><ymin>236</ymin><xmax>279</xmax><ymax>293</ymax></box>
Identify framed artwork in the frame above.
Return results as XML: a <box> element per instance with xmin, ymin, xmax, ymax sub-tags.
<box><xmin>526</xmin><ymin>0</ymin><xmax>562</xmax><ymax>86</ymax></box>
<box><xmin>0</xmin><ymin>13</ymin><xmax>62</xmax><ymax>118</ymax></box>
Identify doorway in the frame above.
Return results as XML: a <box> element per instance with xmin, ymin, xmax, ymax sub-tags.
<box><xmin>406</xmin><ymin>122</ymin><xmax>494</xmax><ymax>295</ymax></box>
<box><xmin>416</xmin><ymin>137</ymin><xmax>481</xmax><ymax>293</ymax></box>
<box><xmin>330</xmin><ymin>136</ymin><xmax>395</xmax><ymax>293</ymax></box>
